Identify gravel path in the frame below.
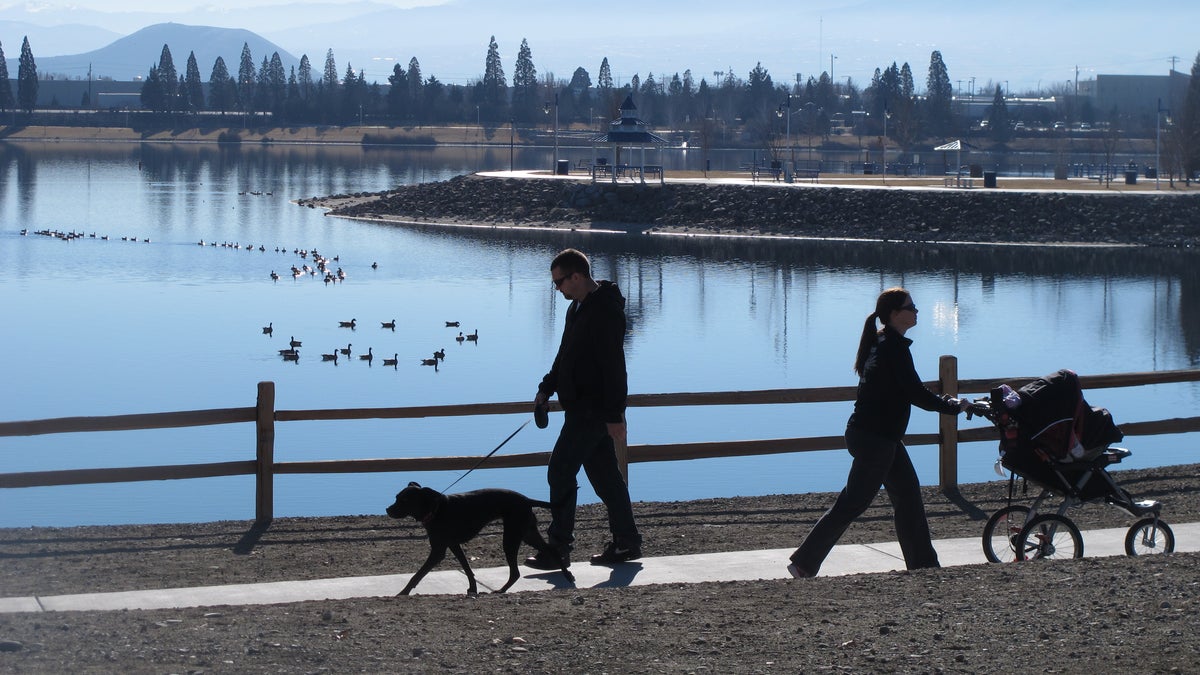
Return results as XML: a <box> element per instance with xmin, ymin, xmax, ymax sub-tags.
<box><xmin>2</xmin><ymin>464</ymin><xmax>1198</xmax><ymax>672</ymax></box>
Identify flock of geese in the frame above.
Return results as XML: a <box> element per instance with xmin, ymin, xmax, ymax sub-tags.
<box><xmin>22</xmin><ymin>228</ymin><xmax>144</xmax><ymax>242</ymax></box>
<box><xmin>266</xmin><ymin>319</ymin><xmax>477</xmax><ymax>370</ymax></box>
<box><xmin>18</xmin><ymin>228</ymin><xmax>381</xmax><ymax>288</ymax></box>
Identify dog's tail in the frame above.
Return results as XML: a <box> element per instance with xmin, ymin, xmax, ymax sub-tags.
<box><xmin>530</xmin><ymin>500</ymin><xmax>555</xmax><ymax>510</ymax></box>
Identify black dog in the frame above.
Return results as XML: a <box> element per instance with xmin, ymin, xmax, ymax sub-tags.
<box><xmin>386</xmin><ymin>482</ymin><xmax>574</xmax><ymax>596</ymax></box>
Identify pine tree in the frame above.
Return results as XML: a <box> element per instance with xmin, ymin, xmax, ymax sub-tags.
<box><xmin>511</xmin><ymin>38</ymin><xmax>538</xmax><ymax>123</ymax></box>
<box><xmin>208</xmin><ymin>56</ymin><xmax>234</xmax><ymax>113</ymax></box>
<box><xmin>298</xmin><ymin>54</ymin><xmax>313</xmax><ymax>102</ymax></box>
<box><xmin>481</xmin><ymin>36</ymin><xmax>506</xmax><ymax>121</ymax></box>
<box><xmin>237</xmin><ymin>43</ymin><xmax>256</xmax><ymax>113</ymax></box>
<box><xmin>140</xmin><ymin>65</ymin><xmax>163</xmax><ymax>112</ymax></box>
<box><xmin>17</xmin><ymin>36</ymin><xmax>38</xmax><ymax>113</ymax></box>
<box><xmin>1178</xmin><ymin>51</ymin><xmax>1200</xmax><ymax>183</ymax></box>
<box><xmin>987</xmin><ymin>84</ymin><xmax>1012</xmax><ymax>144</ymax></box>
<box><xmin>0</xmin><ymin>41</ymin><xmax>13</xmax><ymax>111</ymax></box>
<box><xmin>925</xmin><ymin>50</ymin><xmax>953</xmax><ymax>137</ymax></box>
<box><xmin>387</xmin><ymin>63</ymin><xmax>409</xmax><ymax>119</ymax></box>
<box><xmin>184</xmin><ymin>51</ymin><xmax>204</xmax><ymax>111</ymax></box>
<box><xmin>157</xmin><ymin>45</ymin><xmax>177</xmax><ymax>111</ymax></box>
<box><xmin>266</xmin><ymin>52</ymin><xmax>286</xmax><ymax>113</ymax></box>
<box><xmin>407</xmin><ymin>57</ymin><xmax>423</xmax><ymax>120</ymax></box>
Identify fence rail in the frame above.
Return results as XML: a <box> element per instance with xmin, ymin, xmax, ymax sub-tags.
<box><xmin>2</xmin><ymin>358</ymin><xmax>1198</xmax><ymax>522</ymax></box>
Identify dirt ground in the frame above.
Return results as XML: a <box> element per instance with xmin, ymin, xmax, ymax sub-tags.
<box><xmin>1</xmin><ymin>463</ymin><xmax>1198</xmax><ymax>673</ymax></box>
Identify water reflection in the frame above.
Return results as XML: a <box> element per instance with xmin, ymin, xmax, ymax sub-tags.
<box><xmin>1</xmin><ymin>143</ymin><xmax>1198</xmax><ymax>527</ymax></box>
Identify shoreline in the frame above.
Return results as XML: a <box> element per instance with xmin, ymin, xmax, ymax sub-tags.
<box><xmin>309</xmin><ymin>173</ymin><xmax>1200</xmax><ymax>248</ymax></box>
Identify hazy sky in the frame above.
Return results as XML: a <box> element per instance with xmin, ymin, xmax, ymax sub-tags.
<box><xmin>3</xmin><ymin>0</ymin><xmax>1197</xmax><ymax>92</ymax></box>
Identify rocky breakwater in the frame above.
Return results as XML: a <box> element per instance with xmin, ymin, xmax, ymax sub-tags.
<box><xmin>311</xmin><ymin>174</ymin><xmax>1200</xmax><ymax>247</ymax></box>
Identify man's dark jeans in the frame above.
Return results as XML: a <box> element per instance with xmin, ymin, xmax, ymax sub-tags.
<box><xmin>546</xmin><ymin>409</ymin><xmax>641</xmax><ymax>550</ymax></box>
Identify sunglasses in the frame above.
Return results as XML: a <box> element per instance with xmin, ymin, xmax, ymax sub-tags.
<box><xmin>552</xmin><ymin>273</ymin><xmax>573</xmax><ymax>289</ymax></box>
<box><xmin>900</xmin><ymin>304</ymin><xmax>918</xmax><ymax>312</ymax></box>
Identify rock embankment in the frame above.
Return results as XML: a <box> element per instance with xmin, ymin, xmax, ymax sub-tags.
<box><xmin>307</xmin><ymin>174</ymin><xmax>1200</xmax><ymax>247</ymax></box>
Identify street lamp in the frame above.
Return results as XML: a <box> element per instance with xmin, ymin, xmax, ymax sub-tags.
<box><xmin>775</xmin><ymin>96</ymin><xmax>794</xmax><ymax>166</ymax></box>
<box><xmin>543</xmin><ymin>92</ymin><xmax>559</xmax><ymax>173</ymax></box>
<box><xmin>1156</xmin><ymin>98</ymin><xmax>1168</xmax><ymax>190</ymax></box>
<box><xmin>882</xmin><ymin>105</ymin><xmax>891</xmax><ymax>184</ymax></box>
<box><xmin>509</xmin><ymin>118</ymin><xmax>515</xmax><ymax>172</ymax></box>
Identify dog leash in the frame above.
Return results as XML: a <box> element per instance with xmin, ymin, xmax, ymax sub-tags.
<box><xmin>441</xmin><ymin>418</ymin><xmax>532</xmax><ymax>493</ymax></box>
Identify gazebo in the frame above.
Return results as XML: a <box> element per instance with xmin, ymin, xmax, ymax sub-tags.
<box><xmin>934</xmin><ymin>139</ymin><xmax>969</xmax><ymax>187</ymax></box>
<box><xmin>589</xmin><ymin>95</ymin><xmax>669</xmax><ymax>184</ymax></box>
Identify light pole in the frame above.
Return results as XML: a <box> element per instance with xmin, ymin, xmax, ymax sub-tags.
<box><xmin>543</xmin><ymin>93</ymin><xmax>559</xmax><ymax>173</ymax></box>
<box><xmin>776</xmin><ymin>96</ymin><xmax>793</xmax><ymax>167</ymax></box>
<box><xmin>509</xmin><ymin>118</ymin><xmax>515</xmax><ymax>172</ymax></box>
<box><xmin>1156</xmin><ymin>98</ymin><xmax>1166</xmax><ymax>190</ymax></box>
<box><xmin>882</xmin><ymin>105</ymin><xmax>891</xmax><ymax>184</ymax></box>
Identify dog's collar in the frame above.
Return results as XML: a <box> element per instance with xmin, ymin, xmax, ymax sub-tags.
<box><xmin>419</xmin><ymin>502</ymin><xmax>440</xmax><ymax>526</ymax></box>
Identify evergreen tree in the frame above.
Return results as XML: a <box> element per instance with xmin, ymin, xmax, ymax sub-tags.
<box><xmin>184</xmin><ymin>51</ymin><xmax>204</xmax><ymax>111</ymax></box>
<box><xmin>0</xmin><ymin>41</ymin><xmax>13</xmax><ymax>112</ymax></box>
<box><xmin>889</xmin><ymin>62</ymin><xmax>918</xmax><ymax>149</ymax></box>
<box><xmin>387</xmin><ymin>62</ymin><xmax>409</xmax><ymax>119</ymax></box>
<box><xmin>742</xmin><ymin>62</ymin><xmax>773</xmax><ymax>123</ymax></box>
<box><xmin>254</xmin><ymin>56</ymin><xmax>270</xmax><ymax>112</ymax></box>
<box><xmin>208</xmin><ymin>56</ymin><xmax>235</xmax><ymax>113</ymax></box>
<box><xmin>422</xmin><ymin>74</ymin><xmax>444</xmax><ymax>119</ymax></box>
<box><xmin>317</xmin><ymin>49</ymin><xmax>338</xmax><ymax>122</ymax></box>
<box><xmin>481</xmin><ymin>36</ymin><xmax>506</xmax><ymax>121</ymax></box>
<box><xmin>140</xmin><ymin>65</ymin><xmax>164</xmax><ymax>111</ymax></box>
<box><xmin>157</xmin><ymin>45</ymin><xmax>177</xmax><ymax>111</ymax></box>
<box><xmin>236</xmin><ymin>43</ymin><xmax>256</xmax><ymax>112</ymax></box>
<box><xmin>987</xmin><ymin>84</ymin><xmax>1012</xmax><ymax>144</ymax></box>
<box><xmin>1178</xmin><ymin>51</ymin><xmax>1200</xmax><ymax>182</ymax></box>
<box><xmin>298</xmin><ymin>54</ymin><xmax>313</xmax><ymax>102</ymax></box>
<box><xmin>17</xmin><ymin>36</ymin><xmax>38</xmax><ymax>112</ymax></box>
<box><xmin>511</xmin><ymin>38</ymin><xmax>538</xmax><ymax>123</ymax></box>
<box><xmin>265</xmin><ymin>52</ymin><xmax>286</xmax><ymax>113</ymax></box>
<box><xmin>406</xmin><ymin>57</ymin><xmax>423</xmax><ymax>120</ymax></box>
<box><xmin>285</xmin><ymin>66</ymin><xmax>302</xmax><ymax>121</ymax></box>
<box><xmin>341</xmin><ymin>63</ymin><xmax>362</xmax><ymax>121</ymax></box>
<box><xmin>924</xmin><ymin>50</ymin><xmax>953</xmax><ymax>136</ymax></box>
<box><xmin>596</xmin><ymin>57</ymin><xmax>614</xmax><ymax>116</ymax></box>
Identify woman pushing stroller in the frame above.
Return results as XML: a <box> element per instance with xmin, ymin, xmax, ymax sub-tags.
<box><xmin>788</xmin><ymin>287</ymin><xmax>971</xmax><ymax>578</ymax></box>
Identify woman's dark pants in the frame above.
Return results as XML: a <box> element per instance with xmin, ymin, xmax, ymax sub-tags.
<box><xmin>790</xmin><ymin>426</ymin><xmax>940</xmax><ymax>575</ymax></box>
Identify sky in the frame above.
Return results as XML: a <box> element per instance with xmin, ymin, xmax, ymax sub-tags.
<box><xmin>1</xmin><ymin>0</ymin><xmax>1196</xmax><ymax>92</ymax></box>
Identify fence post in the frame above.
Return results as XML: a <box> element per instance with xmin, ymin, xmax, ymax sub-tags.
<box><xmin>616</xmin><ymin>413</ymin><xmax>629</xmax><ymax>483</ymax></box>
<box><xmin>938</xmin><ymin>355</ymin><xmax>959</xmax><ymax>494</ymax></box>
<box><xmin>255</xmin><ymin>381</ymin><xmax>276</xmax><ymax>522</ymax></box>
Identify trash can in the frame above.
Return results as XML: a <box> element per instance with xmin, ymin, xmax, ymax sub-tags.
<box><xmin>1124</xmin><ymin>171</ymin><xmax>1137</xmax><ymax>185</ymax></box>
<box><xmin>863</xmin><ymin>162</ymin><xmax>874</xmax><ymax>175</ymax></box>
<box><xmin>556</xmin><ymin>159</ymin><xmax>570</xmax><ymax>175</ymax></box>
<box><xmin>1054</xmin><ymin>165</ymin><xmax>1069</xmax><ymax>180</ymax></box>
<box><xmin>983</xmin><ymin>171</ymin><xmax>997</xmax><ymax>188</ymax></box>
<box><xmin>1145</xmin><ymin>167</ymin><xmax>1157</xmax><ymax>179</ymax></box>
<box><xmin>969</xmin><ymin>164</ymin><xmax>983</xmax><ymax>178</ymax></box>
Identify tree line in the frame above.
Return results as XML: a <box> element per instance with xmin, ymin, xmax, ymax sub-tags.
<box><xmin>3</xmin><ymin>34</ymin><xmax>1199</xmax><ymax>178</ymax></box>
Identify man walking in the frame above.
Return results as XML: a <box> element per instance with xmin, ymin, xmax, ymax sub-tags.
<box><xmin>526</xmin><ymin>248</ymin><xmax>643</xmax><ymax>569</ymax></box>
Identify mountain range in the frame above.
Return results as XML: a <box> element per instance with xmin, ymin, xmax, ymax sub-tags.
<box><xmin>2</xmin><ymin>23</ymin><xmax>299</xmax><ymax>82</ymax></box>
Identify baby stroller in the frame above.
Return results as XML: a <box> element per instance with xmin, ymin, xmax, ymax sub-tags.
<box><xmin>967</xmin><ymin>369</ymin><xmax>1174</xmax><ymax>562</ymax></box>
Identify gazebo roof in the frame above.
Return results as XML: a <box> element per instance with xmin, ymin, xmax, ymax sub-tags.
<box><xmin>590</xmin><ymin>94</ymin><xmax>669</xmax><ymax>145</ymax></box>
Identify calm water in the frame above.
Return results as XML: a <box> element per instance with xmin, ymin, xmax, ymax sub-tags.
<box><xmin>2</xmin><ymin>142</ymin><xmax>1198</xmax><ymax>528</ymax></box>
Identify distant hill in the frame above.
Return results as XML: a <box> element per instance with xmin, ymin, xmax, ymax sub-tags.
<box><xmin>7</xmin><ymin>23</ymin><xmax>300</xmax><ymax>82</ymax></box>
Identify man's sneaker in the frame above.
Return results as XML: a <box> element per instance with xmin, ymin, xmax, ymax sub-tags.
<box><xmin>524</xmin><ymin>548</ymin><xmax>570</xmax><ymax>571</ymax></box>
<box><xmin>590</xmin><ymin>541</ymin><xmax>642</xmax><ymax>565</ymax></box>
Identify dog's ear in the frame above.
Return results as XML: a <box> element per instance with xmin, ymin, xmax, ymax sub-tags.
<box><xmin>407</xmin><ymin>481</ymin><xmax>421</xmax><ymax>488</ymax></box>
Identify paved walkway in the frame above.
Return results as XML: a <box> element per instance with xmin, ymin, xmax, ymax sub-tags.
<box><xmin>3</xmin><ymin>522</ymin><xmax>1195</xmax><ymax>613</ymax></box>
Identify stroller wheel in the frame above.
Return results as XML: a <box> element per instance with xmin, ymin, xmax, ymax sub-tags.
<box><xmin>982</xmin><ymin>505</ymin><xmax>1031</xmax><ymax>563</ymax></box>
<box><xmin>1124</xmin><ymin>518</ymin><xmax>1175</xmax><ymax>556</ymax></box>
<box><xmin>1017</xmin><ymin>514</ymin><xmax>1084</xmax><ymax>561</ymax></box>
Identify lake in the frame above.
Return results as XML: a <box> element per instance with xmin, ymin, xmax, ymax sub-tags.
<box><xmin>2</xmin><ymin>141</ymin><xmax>1198</xmax><ymax>528</ymax></box>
